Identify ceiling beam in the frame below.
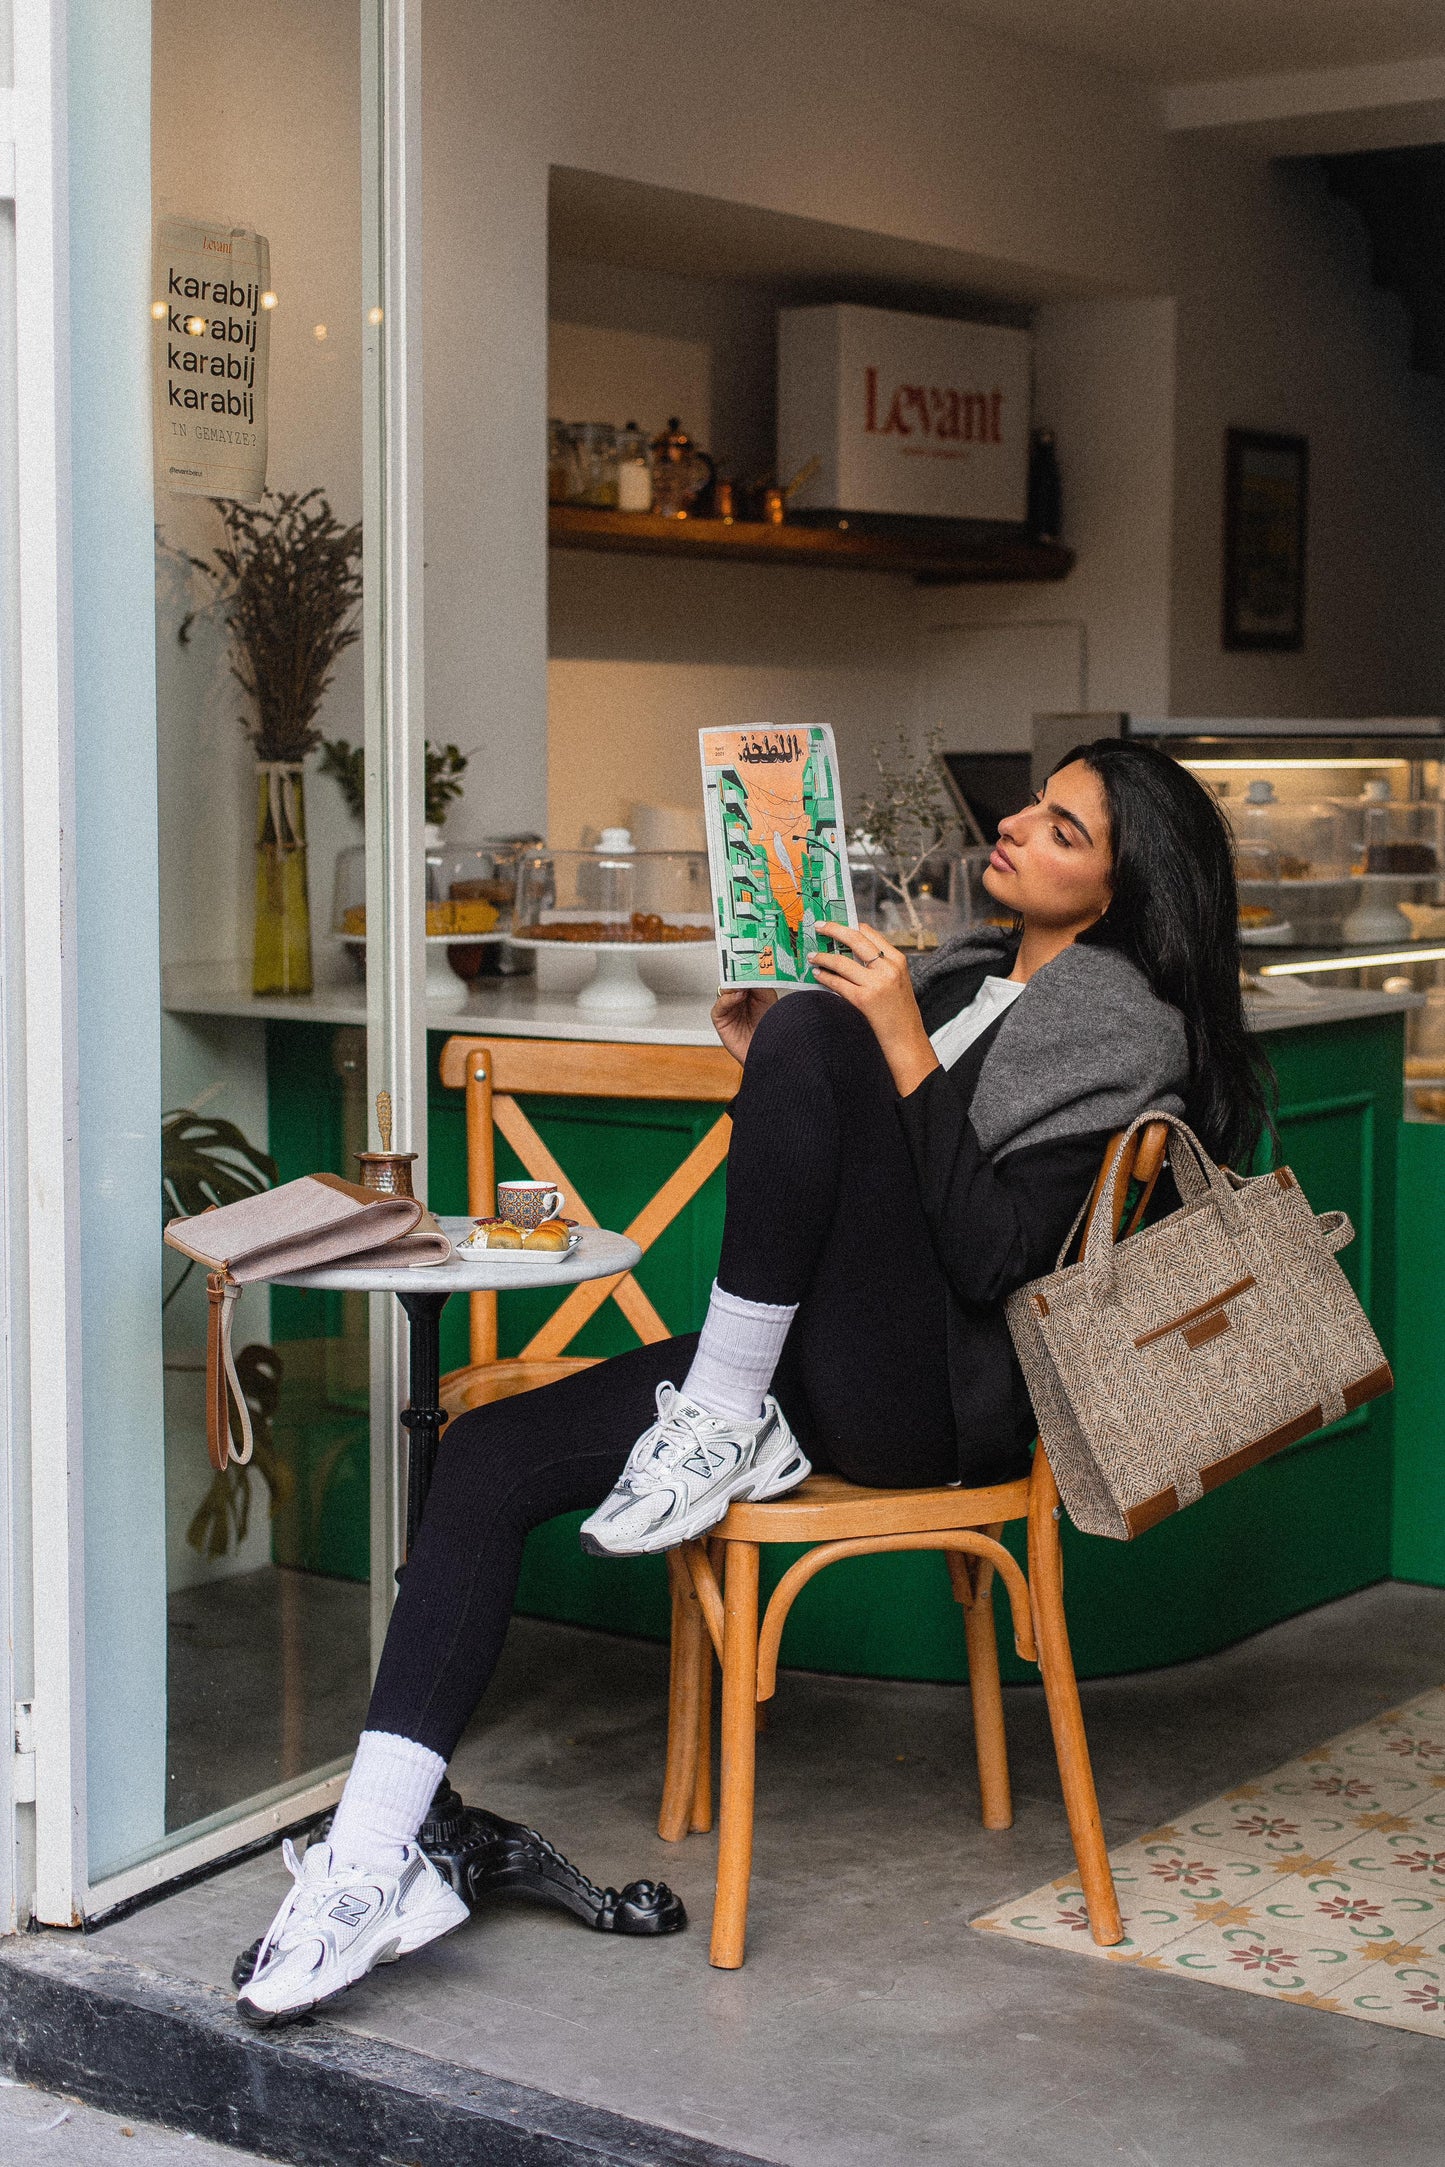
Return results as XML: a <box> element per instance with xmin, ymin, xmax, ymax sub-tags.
<box><xmin>1161</xmin><ymin>54</ymin><xmax>1445</xmax><ymax>156</ymax></box>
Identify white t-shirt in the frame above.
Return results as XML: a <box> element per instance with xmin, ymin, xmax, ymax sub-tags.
<box><xmin>928</xmin><ymin>972</ymin><xmax>1026</xmax><ymax>1072</ymax></box>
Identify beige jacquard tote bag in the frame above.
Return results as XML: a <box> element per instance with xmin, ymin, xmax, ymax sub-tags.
<box><xmin>1005</xmin><ymin>1110</ymin><xmax>1392</xmax><ymax>1541</ymax></box>
<box><xmin>165</xmin><ymin>1175</ymin><xmax>451</xmax><ymax>1473</ymax></box>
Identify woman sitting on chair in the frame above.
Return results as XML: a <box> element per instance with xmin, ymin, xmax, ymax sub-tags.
<box><xmin>238</xmin><ymin>737</ymin><xmax>1271</xmax><ymax>2025</ymax></box>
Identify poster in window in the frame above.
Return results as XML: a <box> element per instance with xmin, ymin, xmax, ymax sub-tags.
<box><xmin>1222</xmin><ymin>428</ymin><xmax>1308</xmax><ymax>652</ymax></box>
<box><xmin>152</xmin><ymin>218</ymin><xmax>270</xmax><ymax>502</ymax></box>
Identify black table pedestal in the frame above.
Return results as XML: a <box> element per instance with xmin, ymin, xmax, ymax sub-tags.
<box><xmin>234</xmin><ymin>1277</ymin><xmax>682</xmax><ymax>1989</ymax></box>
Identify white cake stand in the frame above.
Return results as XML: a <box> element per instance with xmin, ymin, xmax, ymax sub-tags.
<box><xmin>338</xmin><ymin>931</ymin><xmax>507</xmax><ymax>1012</ymax></box>
<box><xmin>509</xmin><ymin>923</ymin><xmax>714</xmax><ymax>1017</ymax></box>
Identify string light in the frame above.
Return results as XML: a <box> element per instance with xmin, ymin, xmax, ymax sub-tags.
<box><xmin>367</xmin><ymin>306</ymin><xmax>384</xmax><ymax>325</ymax></box>
<box><xmin>260</xmin><ymin>290</ymin><xmax>278</xmax><ymax>310</ymax></box>
<box><xmin>150</xmin><ymin>301</ymin><xmax>166</xmax><ymax>320</ymax></box>
<box><xmin>184</xmin><ymin>315</ymin><xmax>207</xmax><ymax>335</ymax></box>
<box><xmin>313</xmin><ymin>323</ymin><xmax>328</xmax><ymax>342</ymax></box>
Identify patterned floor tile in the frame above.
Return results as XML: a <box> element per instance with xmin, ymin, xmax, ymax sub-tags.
<box><xmin>1337</xmin><ymin>1957</ymin><xmax>1445</xmax><ymax>2037</ymax></box>
<box><xmin>971</xmin><ymin>1681</ymin><xmax>1445</xmax><ymax>2036</ymax></box>
<box><xmin>971</xmin><ymin>1872</ymin><xmax>1190</xmax><ymax>1959</ymax></box>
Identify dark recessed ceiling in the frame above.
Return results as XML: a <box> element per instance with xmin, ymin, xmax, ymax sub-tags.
<box><xmin>1320</xmin><ymin>145</ymin><xmax>1445</xmax><ymax>380</ymax></box>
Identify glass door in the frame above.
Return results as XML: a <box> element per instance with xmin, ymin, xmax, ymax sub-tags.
<box><xmin>42</xmin><ymin>0</ymin><xmax>425</xmax><ymax>1915</ymax></box>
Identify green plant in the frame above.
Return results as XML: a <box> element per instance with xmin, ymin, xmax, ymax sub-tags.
<box><xmin>319</xmin><ymin>736</ymin><xmax>471</xmax><ymax>828</ymax></box>
<box><xmin>855</xmin><ymin>726</ymin><xmax>960</xmax><ymax>944</ymax></box>
<box><xmin>178</xmin><ymin>488</ymin><xmax>363</xmax><ymax>762</ymax></box>
<box><xmin>318</xmin><ymin>737</ymin><xmax>365</xmax><ymax>821</ymax></box>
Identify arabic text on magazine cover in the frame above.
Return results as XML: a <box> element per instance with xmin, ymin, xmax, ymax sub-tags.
<box><xmin>699</xmin><ymin>725</ymin><xmax>857</xmax><ymax>986</ymax></box>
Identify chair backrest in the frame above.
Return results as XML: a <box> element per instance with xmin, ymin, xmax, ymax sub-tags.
<box><xmin>437</xmin><ymin>1035</ymin><xmax>740</xmax><ymax>1365</ymax></box>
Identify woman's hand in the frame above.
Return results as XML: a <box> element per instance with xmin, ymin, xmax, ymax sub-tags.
<box><xmin>810</xmin><ymin>923</ymin><xmax>941</xmax><ymax>1097</ymax></box>
<box><xmin>711</xmin><ymin>986</ymin><xmax>778</xmax><ymax>1065</ymax></box>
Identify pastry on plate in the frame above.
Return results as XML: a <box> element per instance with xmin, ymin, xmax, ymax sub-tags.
<box><xmin>522</xmin><ymin>1218</ymin><xmax>571</xmax><ymax>1251</ymax></box>
<box><xmin>482</xmin><ymin>1220</ymin><xmax>524</xmax><ymax>1249</ymax></box>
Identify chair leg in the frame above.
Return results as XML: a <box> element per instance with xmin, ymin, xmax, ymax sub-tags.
<box><xmin>691</xmin><ymin>1621</ymin><xmax>714</xmax><ymax>1833</ymax></box>
<box><xmin>711</xmin><ymin>1540</ymin><xmax>761</xmax><ymax>1969</ymax></box>
<box><xmin>1028</xmin><ymin>1459</ymin><xmax>1122</xmax><ymax>1947</ymax></box>
<box><xmin>659</xmin><ymin>1551</ymin><xmax>705</xmax><ymax>1843</ymax></box>
<box><xmin>948</xmin><ymin>1552</ymin><xmax>1012</xmax><ymax>1831</ymax></box>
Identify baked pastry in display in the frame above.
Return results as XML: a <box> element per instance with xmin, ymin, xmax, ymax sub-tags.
<box><xmin>512</xmin><ymin>910</ymin><xmax>711</xmax><ymax>944</ymax></box>
<box><xmin>481</xmin><ymin>1221</ymin><xmax>523</xmax><ymax>1250</ymax></box>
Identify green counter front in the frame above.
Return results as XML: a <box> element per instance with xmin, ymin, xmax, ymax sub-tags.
<box><xmin>262</xmin><ymin>1005</ymin><xmax>1437</xmax><ymax>1683</ymax></box>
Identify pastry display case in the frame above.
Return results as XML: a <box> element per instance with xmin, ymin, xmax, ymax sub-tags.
<box><xmin>510</xmin><ymin>830</ymin><xmax>713</xmax><ymax>1015</ymax></box>
<box><xmin>1122</xmin><ymin>718</ymin><xmax>1445</xmax><ymax>1119</ymax></box>
<box><xmin>332</xmin><ymin>835</ymin><xmax>539</xmax><ymax>1009</ymax></box>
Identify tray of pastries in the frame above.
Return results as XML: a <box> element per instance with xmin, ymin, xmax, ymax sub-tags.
<box><xmin>459</xmin><ymin>1216</ymin><xmax>582</xmax><ymax>1257</ymax></box>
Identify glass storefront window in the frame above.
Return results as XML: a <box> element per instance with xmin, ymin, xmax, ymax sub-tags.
<box><xmin>48</xmin><ymin>0</ymin><xmax>421</xmax><ymax>1905</ymax></box>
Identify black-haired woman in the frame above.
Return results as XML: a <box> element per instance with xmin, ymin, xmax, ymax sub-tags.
<box><xmin>237</xmin><ymin>740</ymin><xmax>1272</xmax><ymax>2025</ymax></box>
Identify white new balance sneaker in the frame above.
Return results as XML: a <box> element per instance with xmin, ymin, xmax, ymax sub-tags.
<box><xmin>579</xmin><ymin>1384</ymin><xmax>810</xmax><ymax>1558</ymax></box>
<box><xmin>236</xmin><ymin>1837</ymin><xmax>469</xmax><ymax>2029</ymax></box>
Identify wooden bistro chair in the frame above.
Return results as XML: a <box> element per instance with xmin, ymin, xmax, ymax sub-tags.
<box><xmin>435</xmin><ymin>1034</ymin><xmax>740</xmax><ymax>1415</ymax></box>
<box><xmin>660</xmin><ymin>1119</ymin><xmax>1171</xmax><ymax>1969</ymax></box>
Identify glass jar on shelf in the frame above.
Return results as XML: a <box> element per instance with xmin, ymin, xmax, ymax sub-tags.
<box><xmin>547</xmin><ymin>418</ymin><xmax>571</xmax><ymax>504</ymax></box>
<box><xmin>571</xmin><ymin>422</ymin><xmax>619</xmax><ymax>508</ymax></box>
<box><xmin>615</xmin><ymin>422</ymin><xmax>652</xmax><ymax>513</ymax></box>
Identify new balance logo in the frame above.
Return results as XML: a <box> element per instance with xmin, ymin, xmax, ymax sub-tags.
<box><xmin>328</xmin><ymin>1893</ymin><xmax>372</xmax><ymax>1928</ymax></box>
<box><xmin>681</xmin><ymin>1446</ymin><xmax>729</xmax><ymax>1478</ymax></box>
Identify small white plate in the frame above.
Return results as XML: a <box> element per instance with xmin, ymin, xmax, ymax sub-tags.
<box><xmin>458</xmin><ymin>1226</ymin><xmax>583</xmax><ymax>1260</ymax></box>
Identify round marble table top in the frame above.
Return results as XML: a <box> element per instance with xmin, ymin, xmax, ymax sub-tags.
<box><xmin>266</xmin><ymin>1216</ymin><xmax>641</xmax><ymax>1294</ymax></box>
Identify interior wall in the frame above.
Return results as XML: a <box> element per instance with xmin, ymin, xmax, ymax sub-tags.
<box><xmin>1168</xmin><ymin>144</ymin><xmax>1445</xmax><ymax>720</ymax></box>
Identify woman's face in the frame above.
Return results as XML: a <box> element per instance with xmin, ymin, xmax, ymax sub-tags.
<box><xmin>981</xmin><ymin>759</ymin><xmax>1113</xmax><ymax>931</ymax></box>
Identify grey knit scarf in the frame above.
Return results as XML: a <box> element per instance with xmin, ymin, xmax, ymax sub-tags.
<box><xmin>911</xmin><ymin>926</ymin><xmax>1189</xmax><ymax>1160</ymax></box>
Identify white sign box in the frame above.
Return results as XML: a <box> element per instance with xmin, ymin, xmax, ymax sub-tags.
<box><xmin>152</xmin><ymin>217</ymin><xmax>271</xmax><ymax>502</ymax></box>
<box><xmin>777</xmin><ymin>304</ymin><xmax>1030</xmax><ymax>524</ymax></box>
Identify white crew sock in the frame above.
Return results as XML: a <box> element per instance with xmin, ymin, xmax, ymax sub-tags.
<box><xmin>681</xmin><ymin>1281</ymin><xmax>798</xmax><ymax>1423</ymax></box>
<box><xmin>326</xmin><ymin>1730</ymin><xmax>447</xmax><ymax>1872</ymax></box>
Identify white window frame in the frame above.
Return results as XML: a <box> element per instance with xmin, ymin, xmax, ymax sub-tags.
<box><xmin>2</xmin><ymin>0</ymin><xmax>425</xmax><ymax>1927</ymax></box>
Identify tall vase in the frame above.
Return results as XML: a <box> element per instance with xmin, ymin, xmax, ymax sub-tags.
<box><xmin>252</xmin><ymin>762</ymin><xmax>313</xmax><ymax>995</ymax></box>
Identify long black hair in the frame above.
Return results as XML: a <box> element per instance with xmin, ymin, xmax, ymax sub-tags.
<box><xmin>1056</xmin><ymin>738</ymin><xmax>1274</xmax><ymax>1169</ymax></box>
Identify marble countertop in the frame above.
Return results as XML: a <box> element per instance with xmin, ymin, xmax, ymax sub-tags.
<box><xmin>164</xmin><ymin>962</ymin><xmax>1422</xmax><ymax>1045</ymax></box>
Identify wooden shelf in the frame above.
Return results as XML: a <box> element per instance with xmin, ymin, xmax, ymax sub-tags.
<box><xmin>548</xmin><ymin>504</ymin><xmax>1073</xmax><ymax>585</ymax></box>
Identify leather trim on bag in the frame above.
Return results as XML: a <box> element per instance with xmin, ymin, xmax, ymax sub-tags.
<box><xmin>1182</xmin><ymin>1308</ymin><xmax>1231</xmax><ymax>1351</ymax></box>
<box><xmin>1121</xmin><ymin>1361</ymin><xmax>1395</xmax><ymax>1535</ymax></box>
<box><xmin>1124</xmin><ymin>1486</ymin><xmax>1179</xmax><ymax>1537</ymax></box>
<box><xmin>1133</xmin><ymin>1276</ymin><xmax>1256</xmax><ymax>1349</ymax></box>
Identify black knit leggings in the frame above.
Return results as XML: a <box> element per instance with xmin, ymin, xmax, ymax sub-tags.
<box><xmin>367</xmin><ymin>993</ymin><xmax>958</xmax><ymax>1759</ymax></box>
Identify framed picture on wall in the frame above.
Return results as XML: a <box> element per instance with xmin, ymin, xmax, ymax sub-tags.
<box><xmin>1222</xmin><ymin>427</ymin><xmax>1308</xmax><ymax>651</ymax></box>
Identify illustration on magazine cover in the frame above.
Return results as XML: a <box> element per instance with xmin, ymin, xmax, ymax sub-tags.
<box><xmin>699</xmin><ymin>724</ymin><xmax>856</xmax><ymax>985</ymax></box>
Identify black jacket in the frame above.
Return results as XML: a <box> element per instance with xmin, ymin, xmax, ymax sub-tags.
<box><xmin>896</xmin><ymin>948</ymin><xmax>1180</xmax><ymax>1484</ymax></box>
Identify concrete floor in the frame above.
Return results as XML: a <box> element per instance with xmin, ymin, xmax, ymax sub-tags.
<box><xmin>0</xmin><ymin>2078</ymin><xmax>283</xmax><ymax>2164</ymax></box>
<box><xmin>98</xmin><ymin>1581</ymin><xmax>1445</xmax><ymax>2167</ymax></box>
<box><xmin>166</xmin><ymin>1568</ymin><xmax>370</xmax><ymax>1829</ymax></box>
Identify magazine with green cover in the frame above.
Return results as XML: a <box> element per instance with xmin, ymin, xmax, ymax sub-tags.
<box><xmin>699</xmin><ymin>724</ymin><xmax>857</xmax><ymax>986</ymax></box>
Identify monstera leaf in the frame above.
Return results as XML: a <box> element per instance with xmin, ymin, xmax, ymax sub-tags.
<box><xmin>162</xmin><ymin>1108</ymin><xmax>277</xmax><ymax>1228</ymax></box>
